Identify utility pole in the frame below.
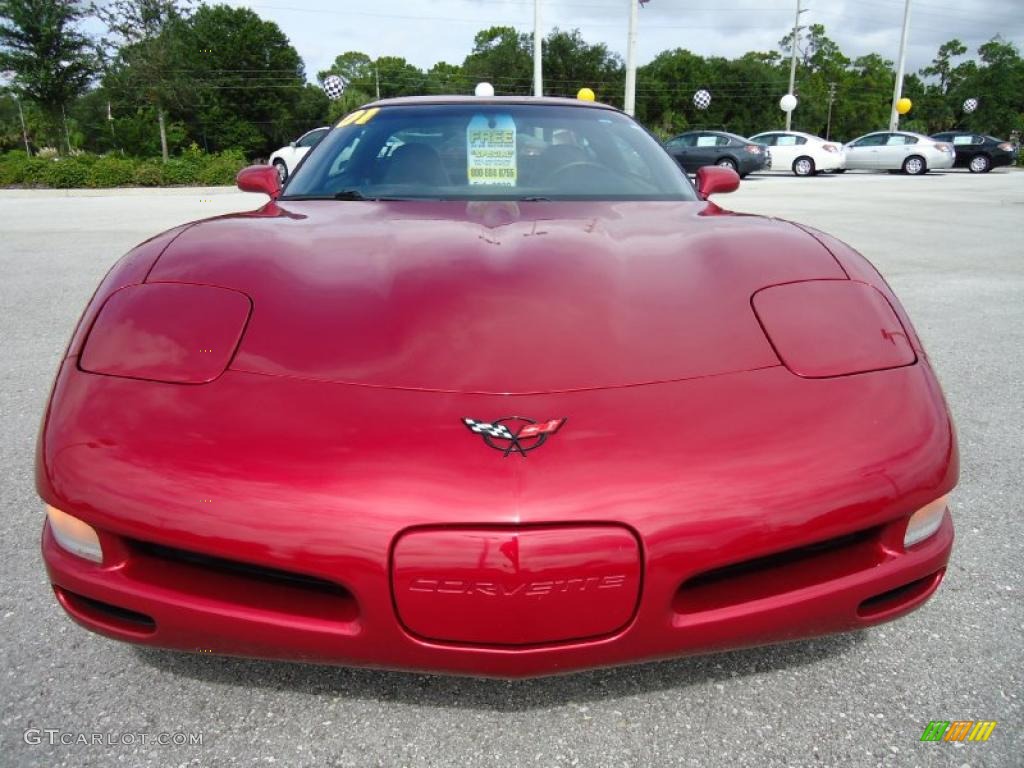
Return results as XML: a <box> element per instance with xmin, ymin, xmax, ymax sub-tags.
<box><xmin>889</xmin><ymin>0</ymin><xmax>912</xmax><ymax>130</ymax></box>
<box><xmin>785</xmin><ymin>0</ymin><xmax>806</xmax><ymax>131</ymax></box>
<box><xmin>624</xmin><ymin>0</ymin><xmax>639</xmax><ymax>115</ymax></box>
<box><xmin>375</xmin><ymin>65</ymin><xmax>380</xmax><ymax>100</ymax></box>
<box><xmin>533</xmin><ymin>0</ymin><xmax>543</xmax><ymax>97</ymax></box>
<box><xmin>825</xmin><ymin>81</ymin><xmax>837</xmax><ymax>140</ymax></box>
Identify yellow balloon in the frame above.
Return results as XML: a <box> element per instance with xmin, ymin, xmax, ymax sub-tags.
<box><xmin>897</xmin><ymin>97</ymin><xmax>912</xmax><ymax>115</ymax></box>
<box><xmin>577</xmin><ymin>87</ymin><xmax>596</xmax><ymax>102</ymax></box>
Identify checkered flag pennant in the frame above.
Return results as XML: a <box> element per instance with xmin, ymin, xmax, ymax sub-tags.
<box><xmin>463</xmin><ymin>419</ymin><xmax>515</xmax><ymax>440</ymax></box>
<box><xmin>322</xmin><ymin>75</ymin><xmax>348</xmax><ymax>101</ymax></box>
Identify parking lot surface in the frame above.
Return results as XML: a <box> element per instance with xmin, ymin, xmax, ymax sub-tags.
<box><xmin>1</xmin><ymin>169</ymin><xmax>1021</xmax><ymax>767</ymax></box>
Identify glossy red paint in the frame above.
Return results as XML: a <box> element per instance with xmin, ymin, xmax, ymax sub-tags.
<box><xmin>145</xmin><ymin>201</ymin><xmax>844</xmax><ymax>393</ymax></box>
<box><xmin>80</xmin><ymin>283</ymin><xmax>251</xmax><ymax>383</ymax></box>
<box><xmin>392</xmin><ymin>525</ymin><xmax>642</xmax><ymax>645</ymax></box>
<box><xmin>37</xmin><ymin>187</ymin><xmax>957</xmax><ymax>678</ymax></box>
<box><xmin>235</xmin><ymin>164</ymin><xmax>280</xmax><ymax>199</ymax></box>
<box><xmin>695</xmin><ymin>166</ymin><xmax>740</xmax><ymax>199</ymax></box>
<box><xmin>753</xmin><ymin>280</ymin><xmax>917</xmax><ymax>378</ymax></box>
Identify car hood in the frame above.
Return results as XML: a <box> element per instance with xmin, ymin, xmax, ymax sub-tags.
<box><xmin>148</xmin><ymin>200</ymin><xmax>846</xmax><ymax>394</ymax></box>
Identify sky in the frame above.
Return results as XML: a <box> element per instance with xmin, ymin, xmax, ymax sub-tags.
<box><xmin>224</xmin><ymin>0</ymin><xmax>1024</xmax><ymax>83</ymax></box>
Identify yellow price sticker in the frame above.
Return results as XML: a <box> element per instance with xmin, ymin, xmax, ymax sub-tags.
<box><xmin>355</xmin><ymin>107</ymin><xmax>379</xmax><ymax>125</ymax></box>
<box><xmin>337</xmin><ymin>107</ymin><xmax>381</xmax><ymax>128</ymax></box>
<box><xmin>337</xmin><ymin>109</ymin><xmax>365</xmax><ymax>127</ymax></box>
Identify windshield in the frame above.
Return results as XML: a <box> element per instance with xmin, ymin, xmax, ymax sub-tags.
<box><xmin>281</xmin><ymin>103</ymin><xmax>697</xmax><ymax>201</ymax></box>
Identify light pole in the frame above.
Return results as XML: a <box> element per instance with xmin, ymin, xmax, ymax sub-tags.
<box><xmin>623</xmin><ymin>0</ymin><xmax>639</xmax><ymax>115</ymax></box>
<box><xmin>889</xmin><ymin>0</ymin><xmax>912</xmax><ymax>130</ymax></box>
<box><xmin>533</xmin><ymin>0</ymin><xmax>543</xmax><ymax>97</ymax></box>
<box><xmin>785</xmin><ymin>0</ymin><xmax>806</xmax><ymax>131</ymax></box>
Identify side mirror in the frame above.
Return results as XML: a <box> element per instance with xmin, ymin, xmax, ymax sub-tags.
<box><xmin>236</xmin><ymin>164</ymin><xmax>281</xmax><ymax>199</ymax></box>
<box><xmin>289</xmin><ymin>141</ymin><xmax>297</xmax><ymax>148</ymax></box>
<box><xmin>695</xmin><ymin>165</ymin><xmax>740</xmax><ymax>200</ymax></box>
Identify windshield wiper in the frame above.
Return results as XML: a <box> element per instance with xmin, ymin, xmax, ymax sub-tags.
<box><xmin>333</xmin><ymin>189</ymin><xmax>372</xmax><ymax>200</ymax></box>
<box><xmin>516</xmin><ymin>196</ymin><xmax>552</xmax><ymax>202</ymax></box>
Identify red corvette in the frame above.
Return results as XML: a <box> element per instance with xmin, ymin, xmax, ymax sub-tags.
<box><xmin>37</xmin><ymin>97</ymin><xmax>956</xmax><ymax>677</ymax></box>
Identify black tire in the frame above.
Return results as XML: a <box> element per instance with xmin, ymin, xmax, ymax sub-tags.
<box><xmin>792</xmin><ymin>156</ymin><xmax>816</xmax><ymax>177</ymax></box>
<box><xmin>715</xmin><ymin>157</ymin><xmax>738</xmax><ymax>172</ymax></box>
<box><xmin>902</xmin><ymin>155</ymin><xmax>927</xmax><ymax>175</ymax></box>
<box><xmin>968</xmin><ymin>154</ymin><xmax>991</xmax><ymax>173</ymax></box>
<box><xmin>832</xmin><ymin>169</ymin><xmax>847</xmax><ymax>173</ymax></box>
<box><xmin>273</xmin><ymin>159</ymin><xmax>288</xmax><ymax>183</ymax></box>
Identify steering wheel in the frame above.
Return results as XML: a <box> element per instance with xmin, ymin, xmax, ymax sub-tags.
<box><xmin>543</xmin><ymin>161</ymin><xmax>617</xmax><ymax>184</ymax></box>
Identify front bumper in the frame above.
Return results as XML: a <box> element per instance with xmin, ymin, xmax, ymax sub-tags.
<box><xmin>990</xmin><ymin>151</ymin><xmax>1016</xmax><ymax>169</ymax></box>
<box><xmin>43</xmin><ymin>510</ymin><xmax>953</xmax><ymax>677</ymax></box>
<box><xmin>39</xmin><ymin>361</ymin><xmax>957</xmax><ymax>678</ymax></box>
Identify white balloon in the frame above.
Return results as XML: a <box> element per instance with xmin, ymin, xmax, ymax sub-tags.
<box><xmin>475</xmin><ymin>82</ymin><xmax>495</xmax><ymax>97</ymax></box>
<box><xmin>779</xmin><ymin>93</ymin><xmax>798</xmax><ymax>112</ymax></box>
<box><xmin>963</xmin><ymin>97</ymin><xmax>979</xmax><ymax>114</ymax></box>
<box><xmin>693</xmin><ymin>89</ymin><xmax>712</xmax><ymax>110</ymax></box>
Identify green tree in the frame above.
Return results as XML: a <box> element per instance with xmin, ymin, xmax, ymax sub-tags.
<box><xmin>424</xmin><ymin>61</ymin><xmax>469</xmax><ymax>96</ymax></box>
<box><xmin>635</xmin><ymin>48</ymin><xmax>711</xmax><ymax>135</ymax></box>
<box><xmin>96</xmin><ymin>0</ymin><xmax>192</xmax><ymax>161</ymax></box>
<box><xmin>832</xmin><ymin>54</ymin><xmax>894</xmax><ymax>141</ymax></box>
<box><xmin>179</xmin><ymin>4</ymin><xmax>307</xmax><ymax>155</ymax></box>
<box><xmin>318</xmin><ymin>51</ymin><xmax>375</xmax><ymax>118</ymax></box>
<box><xmin>374</xmin><ymin>56</ymin><xmax>426</xmax><ymax>98</ymax></box>
<box><xmin>917</xmin><ymin>39</ymin><xmax>972</xmax><ymax>132</ymax></box>
<box><xmin>784</xmin><ymin>25</ymin><xmax>849</xmax><ymax>137</ymax></box>
<box><xmin>542</xmin><ymin>28</ymin><xmax>623</xmax><ymax>100</ymax></box>
<box><xmin>959</xmin><ymin>38</ymin><xmax>1023</xmax><ymax>137</ymax></box>
<box><xmin>921</xmin><ymin>39</ymin><xmax>969</xmax><ymax>91</ymax></box>
<box><xmin>916</xmin><ymin>37</ymin><xmax>1022</xmax><ymax>136</ymax></box>
<box><xmin>0</xmin><ymin>0</ymin><xmax>98</xmax><ymax>152</ymax></box>
<box><xmin>462</xmin><ymin>26</ymin><xmax>532</xmax><ymax>93</ymax></box>
<box><xmin>0</xmin><ymin>86</ymin><xmax>36</xmax><ymax>152</ymax></box>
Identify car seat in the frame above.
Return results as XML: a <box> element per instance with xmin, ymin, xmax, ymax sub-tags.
<box><xmin>383</xmin><ymin>143</ymin><xmax>450</xmax><ymax>187</ymax></box>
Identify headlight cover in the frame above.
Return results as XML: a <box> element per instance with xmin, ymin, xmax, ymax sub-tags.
<box><xmin>904</xmin><ymin>495</ymin><xmax>948</xmax><ymax>548</ymax></box>
<box><xmin>79</xmin><ymin>283</ymin><xmax>251</xmax><ymax>384</ymax></box>
<box><xmin>46</xmin><ymin>505</ymin><xmax>103</xmax><ymax>563</ymax></box>
<box><xmin>752</xmin><ymin>280</ymin><xmax>916</xmax><ymax>378</ymax></box>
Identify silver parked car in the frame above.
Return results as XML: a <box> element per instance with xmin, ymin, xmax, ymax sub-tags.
<box><xmin>842</xmin><ymin>131</ymin><xmax>955</xmax><ymax>175</ymax></box>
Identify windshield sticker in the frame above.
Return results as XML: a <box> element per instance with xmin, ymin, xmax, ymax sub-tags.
<box><xmin>355</xmin><ymin>107</ymin><xmax>379</xmax><ymax>125</ymax></box>
<box><xmin>467</xmin><ymin>114</ymin><xmax>517</xmax><ymax>186</ymax></box>
<box><xmin>337</xmin><ymin>109</ymin><xmax>365</xmax><ymax>127</ymax></box>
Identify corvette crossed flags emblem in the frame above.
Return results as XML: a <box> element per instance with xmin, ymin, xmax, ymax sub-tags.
<box><xmin>463</xmin><ymin>417</ymin><xmax>567</xmax><ymax>457</ymax></box>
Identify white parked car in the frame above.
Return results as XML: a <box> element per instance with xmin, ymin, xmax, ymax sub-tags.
<box><xmin>748</xmin><ymin>130</ymin><xmax>845</xmax><ymax>176</ymax></box>
<box><xmin>268</xmin><ymin>126</ymin><xmax>330</xmax><ymax>182</ymax></box>
<box><xmin>842</xmin><ymin>131</ymin><xmax>955</xmax><ymax>175</ymax></box>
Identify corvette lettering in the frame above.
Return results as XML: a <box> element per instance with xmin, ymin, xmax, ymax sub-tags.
<box><xmin>462</xmin><ymin>416</ymin><xmax>567</xmax><ymax>457</ymax></box>
<box><xmin>409</xmin><ymin>575</ymin><xmax>627</xmax><ymax>596</ymax></box>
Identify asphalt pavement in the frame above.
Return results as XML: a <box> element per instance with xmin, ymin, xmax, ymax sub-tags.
<box><xmin>1</xmin><ymin>169</ymin><xmax>1021</xmax><ymax>767</ymax></box>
